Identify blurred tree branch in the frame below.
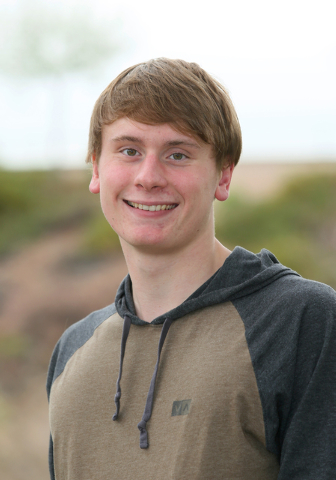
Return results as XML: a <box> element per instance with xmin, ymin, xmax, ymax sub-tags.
<box><xmin>0</xmin><ymin>2</ymin><xmax>118</xmax><ymax>78</ymax></box>
<box><xmin>0</xmin><ymin>1</ymin><xmax>120</xmax><ymax>164</ymax></box>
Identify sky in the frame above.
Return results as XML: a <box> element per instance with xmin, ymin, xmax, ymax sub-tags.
<box><xmin>0</xmin><ymin>0</ymin><xmax>335</xmax><ymax>169</ymax></box>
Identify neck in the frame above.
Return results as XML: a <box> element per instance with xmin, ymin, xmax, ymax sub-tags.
<box><xmin>121</xmin><ymin>236</ymin><xmax>231</xmax><ymax>322</ymax></box>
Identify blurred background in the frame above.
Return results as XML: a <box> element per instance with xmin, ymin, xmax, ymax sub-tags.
<box><xmin>0</xmin><ymin>0</ymin><xmax>335</xmax><ymax>478</ymax></box>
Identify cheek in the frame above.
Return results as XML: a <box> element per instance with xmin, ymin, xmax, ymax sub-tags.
<box><xmin>182</xmin><ymin>172</ymin><xmax>217</xmax><ymax>200</ymax></box>
<box><xmin>100</xmin><ymin>166</ymin><xmax>131</xmax><ymax>196</ymax></box>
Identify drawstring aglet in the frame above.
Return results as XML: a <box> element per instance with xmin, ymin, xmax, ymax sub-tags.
<box><xmin>138</xmin><ymin>420</ymin><xmax>149</xmax><ymax>449</ymax></box>
<box><xmin>136</xmin><ymin>317</ymin><xmax>173</xmax><ymax>449</ymax></box>
<box><xmin>112</xmin><ymin>392</ymin><xmax>121</xmax><ymax>421</ymax></box>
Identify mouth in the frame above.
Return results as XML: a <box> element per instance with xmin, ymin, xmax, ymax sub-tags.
<box><xmin>125</xmin><ymin>200</ymin><xmax>178</xmax><ymax>211</ymax></box>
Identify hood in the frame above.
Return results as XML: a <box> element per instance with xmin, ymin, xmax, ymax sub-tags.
<box><xmin>115</xmin><ymin>246</ymin><xmax>298</xmax><ymax>325</ymax></box>
<box><xmin>112</xmin><ymin>247</ymin><xmax>299</xmax><ymax>449</ymax></box>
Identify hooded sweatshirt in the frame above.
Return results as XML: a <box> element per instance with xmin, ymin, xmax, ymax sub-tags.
<box><xmin>47</xmin><ymin>247</ymin><xmax>336</xmax><ymax>480</ymax></box>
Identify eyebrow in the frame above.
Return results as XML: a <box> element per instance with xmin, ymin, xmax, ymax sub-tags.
<box><xmin>111</xmin><ymin>135</ymin><xmax>144</xmax><ymax>144</ymax></box>
<box><xmin>165</xmin><ymin>140</ymin><xmax>200</xmax><ymax>149</ymax></box>
<box><xmin>111</xmin><ymin>136</ymin><xmax>200</xmax><ymax>149</ymax></box>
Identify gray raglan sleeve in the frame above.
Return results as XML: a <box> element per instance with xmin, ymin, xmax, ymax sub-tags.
<box><xmin>276</xmin><ymin>284</ymin><xmax>336</xmax><ymax>479</ymax></box>
<box><xmin>46</xmin><ymin>339</ymin><xmax>60</xmax><ymax>480</ymax></box>
<box><xmin>46</xmin><ymin>303</ymin><xmax>117</xmax><ymax>480</ymax></box>
<box><xmin>234</xmin><ymin>278</ymin><xmax>336</xmax><ymax>479</ymax></box>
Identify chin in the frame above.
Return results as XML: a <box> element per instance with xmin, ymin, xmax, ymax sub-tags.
<box><xmin>121</xmin><ymin>234</ymin><xmax>177</xmax><ymax>251</ymax></box>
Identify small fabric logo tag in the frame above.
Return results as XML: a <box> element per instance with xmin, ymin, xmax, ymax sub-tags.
<box><xmin>171</xmin><ymin>399</ymin><xmax>192</xmax><ymax>416</ymax></box>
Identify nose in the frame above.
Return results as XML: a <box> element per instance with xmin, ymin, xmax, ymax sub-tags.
<box><xmin>134</xmin><ymin>153</ymin><xmax>168</xmax><ymax>191</ymax></box>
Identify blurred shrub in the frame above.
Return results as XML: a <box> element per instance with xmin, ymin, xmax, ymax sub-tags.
<box><xmin>0</xmin><ymin>333</ymin><xmax>30</xmax><ymax>360</ymax></box>
<box><xmin>0</xmin><ymin>168</ymin><xmax>121</xmax><ymax>258</ymax></box>
<box><xmin>80</xmin><ymin>213</ymin><xmax>120</xmax><ymax>256</ymax></box>
<box><xmin>0</xmin><ymin>169</ymin><xmax>98</xmax><ymax>255</ymax></box>
<box><xmin>0</xmin><ymin>393</ymin><xmax>12</xmax><ymax>424</ymax></box>
<box><xmin>215</xmin><ymin>174</ymin><xmax>336</xmax><ymax>288</ymax></box>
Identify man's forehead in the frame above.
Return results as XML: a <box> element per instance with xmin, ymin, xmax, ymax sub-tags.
<box><xmin>102</xmin><ymin>118</ymin><xmax>204</xmax><ymax>147</ymax></box>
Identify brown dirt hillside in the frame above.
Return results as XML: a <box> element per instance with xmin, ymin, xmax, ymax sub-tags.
<box><xmin>0</xmin><ymin>161</ymin><xmax>335</xmax><ymax>480</ymax></box>
<box><xmin>0</xmin><ymin>228</ymin><xmax>127</xmax><ymax>480</ymax></box>
<box><xmin>231</xmin><ymin>161</ymin><xmax>336</xmax><ymax>199</ymax></box>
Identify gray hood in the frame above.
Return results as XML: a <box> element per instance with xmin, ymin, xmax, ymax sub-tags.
<box><xmin>115</xmin><ymin>246</ymin><xmax>298</xmax><ymax>325</ymax></box>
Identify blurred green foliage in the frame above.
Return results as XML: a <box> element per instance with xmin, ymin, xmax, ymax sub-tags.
<box><xmin>0</xmin><ymin>333</ymin><xmax>30</xmax><ymax>360</ymax></box>
<box><xmin>0</xmin><ymin>168</ymin><xmax>120</xmax><ymax>258</ymax></box>
<box><xmin>215</xmin><ymin>174</ymin><xmax>336</xmax><ymax>287</ymax></box>
<box><xmin>81</xmin><ymin>215</ymin><xmax>120</xmax><ymax>256</ymax></box>
<box><xmin>0</xmin><ymin>393</ymin><xmax>12</xmax><ymax>424</ymax></box>
<box><xmin>0</xmin><ymin>169</ymin><xmax>98</xmax><ymax>255</ymax></box>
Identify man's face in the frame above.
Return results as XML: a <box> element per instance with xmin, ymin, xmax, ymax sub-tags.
<box><xmin>89</xmin><ymin>118</ymin><xmax>233</xmax><ymax>255</ymax></box>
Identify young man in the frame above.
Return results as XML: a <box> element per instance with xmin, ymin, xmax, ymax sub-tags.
<box><xmin>47</xmin><ymin>58</ymin><xmax>336</xmax><ymax>479</ymax></box>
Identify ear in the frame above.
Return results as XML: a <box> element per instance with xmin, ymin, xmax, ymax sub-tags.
<box><xmin>215</xmin><ymin>164</ymin><xmax>234</xmax><ymax>202</ymax></box>
<box><xmin>89</xmin><ymin>154</ymin><xmax>100</xmax><ymax>194</ymax></box>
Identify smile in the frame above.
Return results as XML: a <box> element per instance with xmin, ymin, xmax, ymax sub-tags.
<box><xmin>126</xmin><ymin>201</ymin><xmax>177</xmax><ymax>211</ymax></box>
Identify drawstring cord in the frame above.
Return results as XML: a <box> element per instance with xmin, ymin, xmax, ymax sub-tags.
<box><xmin>112</xmin><ymin>315</ymin><xmax>173</xmax><ymax>449</ymax></box>
<box><xmin>112</xmin><ymin>315</ymin><xmax>132</xmax><ymax>421</ymax></box>
<box><xmin>137</xmin><ymin>317</ymin><xmax>173</xmax><ymax>449</ymax></box>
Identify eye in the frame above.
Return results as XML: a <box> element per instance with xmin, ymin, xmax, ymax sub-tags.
<box><xmin>122</xmin><ymin>148</ymin><xmax>138</xmax><ymax>156</ymax></box>
<box><xmin>169</xmin><ymin>152</ymin><xmax>186</xmax><ymax>161</ymax></box>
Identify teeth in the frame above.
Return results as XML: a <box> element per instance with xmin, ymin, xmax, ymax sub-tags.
<box><xmin>127</xmin><ymin>201</ymin><xmax>176</xmax><ymax>211</ymax></box>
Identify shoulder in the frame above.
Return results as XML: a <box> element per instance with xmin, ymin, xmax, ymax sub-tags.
<box><xmin>275</xmin><ymin>276</ymin><xmax>336</xmax><ymax>353</ymax></box>
<box><xmin>46</xmin><ymin>303</ymin><xmax>117</xmax><ymax>397</ymax></box>
<box><xmin>57</xmin><ymin>302</ymin><xmax>117</xmax><ymax>348</ymax></box>
<box><xmin>272</xmin><ymin>275</ymin><xmax>336</xmax><ymax>327</ymax></box>
<box><xmin>233</xmin><ymin>274</ymin><xmax>336</xmax><ymax>378</ymax></box>
<box><xmin>280</xmin><ymin>274</ymin><xmax>336</xmax><ymax>301</ymax></box>
<box><xmin>236</xmin><ymin>271</ymin><xmax>336</xmax><ymax>325</ymax></box>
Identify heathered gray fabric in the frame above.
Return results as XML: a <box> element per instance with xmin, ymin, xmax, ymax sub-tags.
<box><xmin>115</xmin><ymin>247</ymin><xmax>296</xmax><ymax>325</ymax></box>
<box><xmin>47</xmin><ymin>303</ymin><xmax>117</xmax><ymax>397</ymax></box>
<box><xmin>232</xmin><ymin>276</ymin><xmax>336</xmax><ymax>478</ymax></box>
